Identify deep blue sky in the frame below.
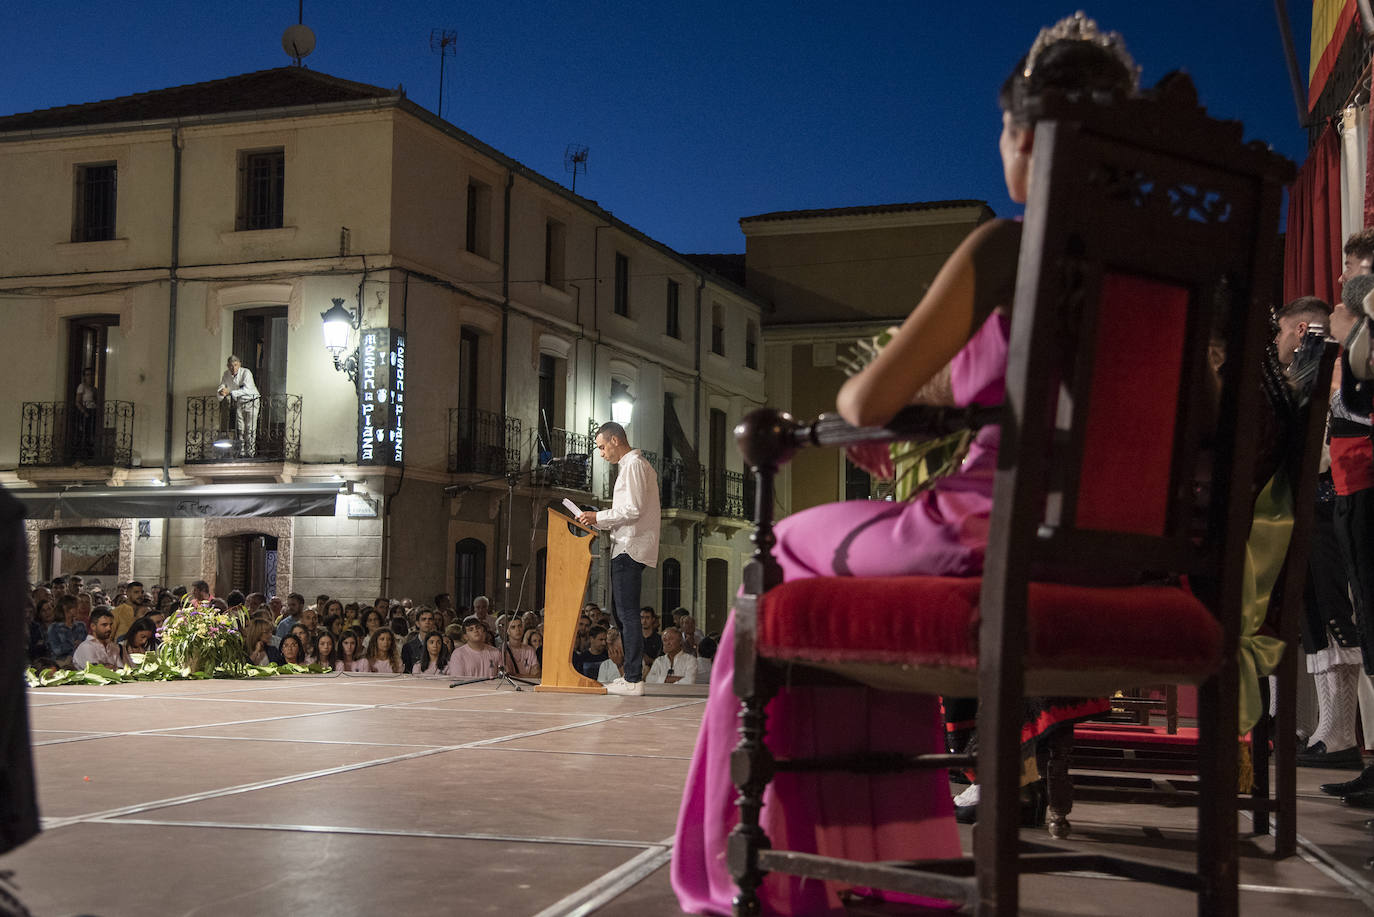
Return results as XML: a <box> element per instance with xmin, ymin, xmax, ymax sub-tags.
<box><xmin>1</xmin><ymin>1</ymin><xmax>1312</xmax><ymax>253</ymax></box>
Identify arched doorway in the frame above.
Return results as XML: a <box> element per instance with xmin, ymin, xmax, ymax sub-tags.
<box><xmin>454</xmin><ymin>538</ymin><xmax>487</xmax><ymax>610</ymax></box>
<box><xmin>215</xmin><ymin>533</ymin><xmax>279</xmax><ymax>598</ymax></box>
<box><xmin>704</xmin><ymin>558</ymin><xmax>730</xmax><ymax>636</ymax></box>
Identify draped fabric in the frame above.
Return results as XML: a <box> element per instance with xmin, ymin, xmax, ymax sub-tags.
<box><xmin>1341</xmin><ymin>104</ymin><xmax>1369</xmax><ymax>245</ymax></box>
<box><xmin>1285</xmin><ymin>125</ymin><xmax>1344</xmax><ymax>305</ymax></box>
<box><xmin>1365</xmin><ymin>104</ymin><xmax>1374</xmax><ymax>229</ymax></box>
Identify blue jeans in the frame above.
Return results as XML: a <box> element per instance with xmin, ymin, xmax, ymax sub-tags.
<box><xmin>611</xmin><ymin>552</ymin><xmax>645</xmax><ymax>683</ymax></box>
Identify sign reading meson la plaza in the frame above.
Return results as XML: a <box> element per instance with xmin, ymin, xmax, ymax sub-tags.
<box><xmin>357</xmin><ymin>328</ymin><xmax>406</xmax><ymax>466</ymax></box>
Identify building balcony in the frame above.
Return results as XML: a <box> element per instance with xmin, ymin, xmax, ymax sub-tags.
<box><xmin>185</xmin><ymin>394</ymin><xmax>302</xmax><ymax>464</ymax></box>
<box><xmin>449</xmin><ymin>408</ymin><xmax>521</xmax><ymax>476</ymax></box>
<box><xmin>706</xmin><ymin>469</ymin><xmax>755</xmax><ymax>533</ymax></box>
<box><xmin>534</xmin><ymin>427</ymin><xmax>594</xmax><ymax>492</ymax></box>
<box><xmin>661</xmin><ymin>457</ymin><xmax>705</xmax><ymax>512</ymax></box>
<box><xmin>19</xmin><ymin>400</ymin><xmax>134</xmax><ymax>468</ymax></box>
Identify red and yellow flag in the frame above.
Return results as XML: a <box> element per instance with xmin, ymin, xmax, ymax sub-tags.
<box><xmin>1310</xmin><ymin>0</ymin><xmax>1359</xmax><ymax>110</ymax></box>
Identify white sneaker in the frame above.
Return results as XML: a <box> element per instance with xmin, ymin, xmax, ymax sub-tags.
<box><xmin>606</xmin><ymin>678</ymin><xmax>644</xmax><ymax>696</ymax></box>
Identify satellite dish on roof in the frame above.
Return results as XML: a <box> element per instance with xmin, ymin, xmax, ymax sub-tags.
<box><xmin>282</xmin><ymin>24</ymin><xmax>316</xmax><ymax>65</ymax></box>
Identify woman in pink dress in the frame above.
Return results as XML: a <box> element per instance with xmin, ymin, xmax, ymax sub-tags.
<box><xmin>672</xmin><ymin>15</ymin><xmax>1136</xmax><ymax>915</ymax></box>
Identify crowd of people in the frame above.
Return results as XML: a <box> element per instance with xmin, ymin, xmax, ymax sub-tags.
<box><xmin>22</xmin><ymin>574</ymin><xmax>717</xmax><ymax>685</ymax></box>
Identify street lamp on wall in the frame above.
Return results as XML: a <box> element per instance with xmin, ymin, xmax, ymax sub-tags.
<box><xmin>321</xmin><ymin>298</ymin><xmax>360</xmax><ymax>383</ymax></box>
<box><xmin>610</xmin><ymin>379</ymin><xmax>635</xmax><ymax>425</ymax></box>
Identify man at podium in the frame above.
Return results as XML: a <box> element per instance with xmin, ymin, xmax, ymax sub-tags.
<box><xmin>577</xmin><ymin>421</ymin><xmax>660</xmax><ymax>696</ymax></box>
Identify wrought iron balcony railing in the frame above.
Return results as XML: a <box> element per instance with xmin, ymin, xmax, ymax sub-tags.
<box><xmin>20</xmin><ymin>400</ymin><xmax>134</xmax><ymax>467</ymax></box>
<box><xmin>536</xmin><ymin>427</ymin><xmax>594</xmax><ymax>491</ymax></box>
<box><xmin>661</xmin><ymin>457</ymin><xmax>705</xmax><ymax>512</ymax></box>
<box><xmin>185</xmin><ymin>394</ymin><xmax>302</xmax><ymax>463</ymax></box>
<box><xmin>602</xmin><ymin>449</ymin><xmax>658</xmax><ymax>500</ymax></box>
<box><xmin>708</xmin><ymin>468</ymin><xmax>751</xmax><ymax>519</ymax></box>
<box><xmin>449</xmin><ymin>408</ymin><xmax>521</xmax><ymax>476</ymax></box>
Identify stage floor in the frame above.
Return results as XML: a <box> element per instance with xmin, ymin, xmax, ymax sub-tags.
<box><xmin>3</xmin><ymin>675</ymin><xmax>1374</xmax><ymax>916</ymax></box>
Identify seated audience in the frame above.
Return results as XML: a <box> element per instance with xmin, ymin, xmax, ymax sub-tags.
<box><xmin>245</xmin><ymin>620</ymin><xmax>284</xmax><ymax>666</ymax></box>
<box><xmin>446</xmin><ymin>616</ymin><xmax>501</xmax><ymax>678</ymax></box>
<box><xmin>501</xmin><ymin>617</ymin><xmax>540</xmax><ymax>677</ymax></box>
<box><xmin>313</xmin><ymin>632</ymin><xmax>339</xmax><ymax>671</ymax></box>
<box><xmin>597</xmin><ymin>630</ymin><xmax>626</xmax><ymax>684</ymax></box>
<box><xmin>278</xmin><ymin>633</ymin><xmax>306</xmax><ymax>666</ymax></box>
<box><xmin>640</xmin><ymin>607</ymin><xmax>663</xmax><ymax>662</ymax></box>
<box><xmin>28</xmin><ymin>597</ymin><xmax>53</xmax><ymax>662</ymax></box>
<box><xmin>72</xmin><ymin>607</ymin><xmax>128</xmax><ymax>670</ymax></box>
<box><xmin>337</xmin><ymin>632</ymin><xmax>367</xmax><ymax>672</ymax></box>
<box><xmin>673</xmin><ymin>609</ymin><xmax>700</xmax><ymax>655</ymax></box>
<box><xmin>366</xmin><ymin>627</ymin><xmax>402</xmax><ymax>673</ymax></box>
<box><xmin>525</xmin><ymin>627</ymin><xmax>543</xmax><ymax>668</ymax></box>
<box><xmin>412</xmin><ymin>632</ymin><xmax>450</xmax><ymax>675</ymax></box>
<box><xmin>646</xmin><ymin>627</ymin><xmax>703</xmax><ymax>685</ymax></box>
<box><xmin>47</xmin><ymin>596</ymin><xmax>82</xmax><ymax>665</ymax></box>
<box><xmin>120</xmin><ymin>617</ymin><xmax>157</xmax><ymax>658</ymax></box>
<box><xmin>574</xmin><ymin>625</ymin><xmax>610</xmax><ymax>680</ymax></box>
<box><xmin>401</xmin><ymin>607</ymin><xmax>439</xmax><ymax>672</ymax></box>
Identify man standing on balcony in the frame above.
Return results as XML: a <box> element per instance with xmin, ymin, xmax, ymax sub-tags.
<box><xmin>578</xmin><ymin>421</ymin><xmax>660</xmax><ymax>697</ymax></box>
<box><xmin>218</xmin><ymin>354</ymin><xmax>258</xmax><ymax>457</ymax></box>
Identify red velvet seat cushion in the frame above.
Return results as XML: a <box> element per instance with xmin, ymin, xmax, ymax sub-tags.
<box><xmin>757</xmin><ymin>576</ymin><xmax>1222</xmax><ymax>678</ymax></box>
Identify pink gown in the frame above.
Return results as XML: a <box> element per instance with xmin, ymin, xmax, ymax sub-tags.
<box><xmin>671</xmin><ymin>313</ymin><xmax>1011</xmax><ymax>915</ymax></box>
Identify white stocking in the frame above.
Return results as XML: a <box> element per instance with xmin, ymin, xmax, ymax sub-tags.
<box><xmin>1309</xmin><ymin>664</ymin><xmax>1359</xmax><ymax>752</ymax></box>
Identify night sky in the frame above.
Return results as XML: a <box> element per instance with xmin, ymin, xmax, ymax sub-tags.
<box><xmin>1</xmin><ymin>1</ymin><xmax>1313</xmax><ymax>253</ymax></box>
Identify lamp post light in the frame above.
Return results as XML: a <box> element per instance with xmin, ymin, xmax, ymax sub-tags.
<box><xmin>610</xmin><ymin>380</ymin><xmax>635</xmax><ymax>425</ymax></box>
<box><xmin>321</xmin><ymin>298</ymin><xmax>359</xmax><ymax>383</ymax></box>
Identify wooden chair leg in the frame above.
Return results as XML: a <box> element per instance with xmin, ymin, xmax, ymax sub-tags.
<box><xmin>1196</xmin><ymin>672</ymin><xmax>1240</xmax><ymax>917</ymax></box>
<box><xmin>1250</xmin><ymin>677</ymin><xmax>1271</xmax><ymax>837</ymax></box>
<box><xmin>1274</xmin><ymin>640</ymin><xmax>1298</xmax><ymax>857</ymax></box>
<box><xmin>728</xmin><ymin>689</ymin><xmax>774</xmax><ymax>917</ymax></box>
<box><xmin>1045</xmin><ymin>727</ymin><xmax>1074</xmax><ymax>839</ymax></box>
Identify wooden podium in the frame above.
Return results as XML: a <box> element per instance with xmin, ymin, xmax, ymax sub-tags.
<box><xmin>536</xmin><ymin>508</ymin><xmax>606</xmax><ymax>694</ymax></box>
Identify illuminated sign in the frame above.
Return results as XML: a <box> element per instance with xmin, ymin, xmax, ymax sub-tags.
<box><xmin>357</xmin><ymin>327</ymin><xmax>405</xmax><ymax>466</ymax></box>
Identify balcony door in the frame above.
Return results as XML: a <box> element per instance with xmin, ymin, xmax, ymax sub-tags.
<box><xmin>66</xmin><ymin>316</ymin><xmax>117</xmax><ymax>411</ymax></box>
<box><xmin>232</xmin><ymin>307</ymin><xmax>287</xmax><ymax>400</ymax></box>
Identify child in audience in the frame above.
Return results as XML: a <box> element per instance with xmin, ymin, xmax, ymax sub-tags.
<box><xmin>338</xmin><ymin>632</ymin><xmax>366</xmax><ymax>672</ymax></box>
<box><xmin>412</xmin><ymin>632</ymin><xmax>450</xmax><ymax>675</ymax></box>
<box><xmin>525</xmin><ymin>627</ymin><xmax>544</xmax><ymax>667</ymax></box>
<box><xmin>446</xmin><ymin>615</ymin><xmax>501</xmax><ymax>678</ymax></box>
<box><xmin>502</xmin><ymin>617</ymin><xmax>540</xmax><ymax>677</ymax></box>
<box><xmin>366</xmin><ymin>627</ymin><xmax>402</xmax><ymax>673</ymax></box>
<box><xmin>314</xmin><ymin>632</ymin><xmax>338</xmax><ymax>671</ymax></box>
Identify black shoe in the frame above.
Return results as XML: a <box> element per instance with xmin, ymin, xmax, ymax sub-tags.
<box><xmin>1343</xmin><ymin>789</ymin><xmax>1374</xmax><ymax>808</ymax></box>
<box><xmin>1297</xmin><ymin>741</ymin><xmax>1365</xmax><ymax>770</ymax></box>
<box><xmin>1321</xmin><ymin>764</ymin><xmax>1374</xmax><ymax>796</ymax></box>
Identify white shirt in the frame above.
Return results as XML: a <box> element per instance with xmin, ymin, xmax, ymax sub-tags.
<box><xmin>598</xmin><ymin>449</ymin><xmax>660</xmax><ymax>566</ymax></box>
<box><xmin>72</xmin><ymin>636</ymin><xmax>125</xmax><ymax>669</ymax></box>
<box><xmin>646</xmin><ymin>650</ymin><xmax>701</xmax><ymax>685</ymax></box>
<box><xmin>219</xmin><ymin>366</ymin><xmax>258</xmax><ymax>402</ymax></box>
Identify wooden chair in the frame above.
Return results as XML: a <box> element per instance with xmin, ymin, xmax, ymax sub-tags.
<box><xmin>1049</xmin><ymin>335</ymin><xmax>1334</xmax><ymax>853</ymax></box>
<box><xmin>729</xmin><ymin>75</ymin><xmax>1293</xmax><ymax>916</ymax></box>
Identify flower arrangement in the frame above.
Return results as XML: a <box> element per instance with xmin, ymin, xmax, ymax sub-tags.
<box><xmin>156</xmin><ymin>598</ymin><xmax>247</xmax><ymax>675</ymax></box>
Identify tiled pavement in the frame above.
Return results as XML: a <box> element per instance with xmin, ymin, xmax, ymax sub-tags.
<box><xmin>3</xmin><ymin>674</ymin><xmax>1374</xmax><ymax>915</ymax></box>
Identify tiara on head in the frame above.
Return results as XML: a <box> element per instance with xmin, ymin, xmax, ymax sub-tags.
<box><xmin>1023</xmin><ymin>10</ymin><xmax>1139</xmax><ymax>86</ymax></box>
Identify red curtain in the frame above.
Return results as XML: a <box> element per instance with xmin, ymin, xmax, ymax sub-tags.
<box><xmin>1284</xmin><ymin>124</ymin><xmax>1343</xmax><ymax>305</ymax></box>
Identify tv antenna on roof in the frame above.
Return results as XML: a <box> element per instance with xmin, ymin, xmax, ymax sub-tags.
<box><xmin>430</xmin><ymin>29</ymin><xmax>458</xmax><ymax>119</ymax></box>
<box><xmin>282</xmin><ymin>1</ymin><xmax>315</xmax><ymax>66</ymax></box>
<box><xmin>564</xmin><ymin>144</ymin><xmax>589</xmax><ymax>193</ymax></box>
